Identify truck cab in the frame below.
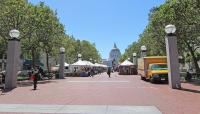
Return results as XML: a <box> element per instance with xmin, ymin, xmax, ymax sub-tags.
<box><xmin>147</xmin><ymin>63</ymin><xmax>168</xmax><ymax>83</ymax></box>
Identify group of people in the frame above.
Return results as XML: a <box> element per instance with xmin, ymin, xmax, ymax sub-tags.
<box><xmin>77</xmin><ymin>66</ymin><xmax>112</xmax><ymax>78</ymax></box>
<box><xmin>79</xmin><ymin>67</ymin><xmax>106</xmax><ymax>77</ymax></box>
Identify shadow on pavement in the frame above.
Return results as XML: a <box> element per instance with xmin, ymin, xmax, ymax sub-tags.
<box><xmin>1</xmin><ymin>88</ymin><xmax>15</xmax><ymax>94</ymax></box>
<box><xmin>17</xmin><ymin>80</ymin><xmax>58</xmax><ymax>87</ymax></box>
<box><xmin>0</xmin><ymin>80</ymin><xmax>58</xmax><ymax>94</ymax></box>
<box><xmin>179</xmin><ymin>88</ymin><xmax>200</xmax><ymax>94</ymax></box>
<box><xmin>188</xmin><ymin>79</ymin><xmax>200</xmax><ymax>86</ymax></box>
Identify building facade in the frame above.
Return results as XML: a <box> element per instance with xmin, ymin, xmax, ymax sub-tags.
<box><xmin>102</xmin><ymin>43</ymin><xmax>121</xmax><ymax>69</ymax></box>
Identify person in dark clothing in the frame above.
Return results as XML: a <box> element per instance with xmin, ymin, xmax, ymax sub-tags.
<box><xmin>32</xmin><ymin>68</ymin><xmax>39</xmax><ymax>90</ymax></box>
<box><xmin>90</xmin><ymin>68</ymin><xmax>94</xmax><ymax>77</ymax></box>
<box><xmin>185</xmin><ymin>71</ymin><xmax>192</xmax><ymax>81</ymax></box>
<box><xmin>107</xmin><ymin>67</ymin><xmax>111</xmax><ymax>78</ymax></box>
<box><xmin>38</xmin><ymin>67</ymin><xmax>44</xmax><ymax>76</ymax></box>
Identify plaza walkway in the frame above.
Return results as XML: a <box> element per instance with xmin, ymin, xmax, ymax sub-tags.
<box><xmin>0</xmin><ymin>72</ymin><xmax>200</xmax><ymax>114</ymax></box>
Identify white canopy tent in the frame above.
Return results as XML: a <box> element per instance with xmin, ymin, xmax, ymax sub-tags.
<box><xmin>94</xmin><ymin>63</ymin><xmax>101</xmax><ymax>67</ymax></box>
<box><xmin>83</xmin><ymin>60</ymin><xmax>95</xmax><ymax>66</ymax></box>
<box><xmin>71</xmin><ymin>60</ymin><xmax>94</xmax><ymax>66</ymax></box>
<box><xmin>56</xmin><ymin>62</ymin><xmax>69</xmax><ymax>67</ymax></box>
<box><xmin>119</xmin><ymin>60</ymin><xmax>137</xmax><ymax>75</ymax></box>
<box><xmin>94</xmin><ymin>63</ymin><xmax>108</xmax><ymax>68</ymax></box>
<box><xmin>120</xmin><ymin>60</ymin><xmax>134</xmax><ymax>66</ymax></box>
<box><xmin>51</xmin><ymin>62</ymin><xmax>70</xmax><ymax>73</ymax></box>
<box><xmin>70</xmin><ymin>60</ymin><xmax>95</xmax><ymax>73</ymax></box>
<box><xmin>71</xmin><ymin>60</ymin><xmax>87</xmax><ymax>66</ymax></box>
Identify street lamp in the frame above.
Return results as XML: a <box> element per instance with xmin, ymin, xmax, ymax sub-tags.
<box><xmin>165</xmin><ymin>24</ymin><xmax>176</xmax><ymax>35</ymax></box>
<box><xmin>5</xmin><ymin>29</ymin><xmax>20</xmax><ymax>89</ymax></box>
<box><xmin>141</xmin><ymin>45</ymin><xmax>147</xmax><ymax>57</ymax></box>
<box><xmin>59</xmin><ymin>47</ymin><xmax>65</xmax><ymax>79</ymax></box>
<box><xmin>133</xmin><ymin>53</ymin><xmax>137</xmax><ymax>65</ymax></box>
<box><xmin>9</xmin><ymin>29</ymin><xmax>20</xmax><ymax>39</ymax></box>
<box><xmin>90</xmin><ymin>58</ymin><xmax>92</xmax><ymax>61</ymax></box>
<box><xmin>78</xmin><ymin>53</ymin><xmax>82</xmax><ymax>60</ymax></box>
<box><xmin>60</xmin><ymin>47</ymin><xmax>65</xmax><ymax>53</ymax></box>
<box><xmin>165</xmin><ymin>24</ymin><xmax>181</xmax><ymax>89</ymax></box>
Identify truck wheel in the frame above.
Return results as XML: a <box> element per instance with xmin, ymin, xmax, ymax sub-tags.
<box><xmin>150</xmin><ymin>77</ymin><xmax>155</xmax><ymax>83</ymax></box>
<box><xmin>141</xmin><ymin>76</ymin><xmax>146</xmax><ymax>80</ymax></box>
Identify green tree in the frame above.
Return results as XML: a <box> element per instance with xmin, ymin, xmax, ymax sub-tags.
<box><xmin>0</xmin><ymin>0</ymin><xmax>101</xmax><ymax>69</ymax></box>
<box><xmin>33</xmin><ymin>2</ymin><xmax>65</xmax><ymax>71</ymax></box>
<box><xmin>122</xmin><ymin>0</ymin><xmax>200</xmax><ymax>74</ymax></box>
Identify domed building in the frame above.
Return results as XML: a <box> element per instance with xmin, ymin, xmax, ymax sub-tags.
<box><xmin>108</xmin><ymin>43</ymin><xmax>121</xmax><ymax>70</ymax></box>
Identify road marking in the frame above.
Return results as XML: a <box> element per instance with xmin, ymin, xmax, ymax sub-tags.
<box><xmin>0</xmin><ymin>104</ymin><xmax>162</xmax><ymax>114</ymax></box>
<box><xmin>67</xmin><ymin>81</ymin><xmax>130</xmax><ymax>83</ymax></box>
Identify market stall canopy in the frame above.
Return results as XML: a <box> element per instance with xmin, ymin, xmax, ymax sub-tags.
<box><xmin>94</xmin><ymin>63</ymin><xmax>101</xmax><ymax>67</ymax></box>
<box><xmin>56</xmin><ymin>62</ymin><xmax>69</xmax><ymax>67</ymax></box>
<box><xmin>120</xmin><ymin>60</ymin><xmax>134</xmax><ymax>66</ymax></box>
<box><xmin>83</xmin><ymin>60</ymin><xmax>94</xmax><ymax>66</ymax></box>
<box><xmin>102</xmin><ymin>64</ymin><xmax>108</xmax><ymax>68</ymax></box>
<box><xmin>72</xmin><ymin>60</ymin><xmax>87</xmax><ymax>66</ymax></box>
<box><xmin>94</xmin><ymin>63</ymin><xmax>108</xmax><ymax>68</ymax></box>
<box><xmin>71</xmin><ymin>60</ymin><xmax>94</xmax><ymax>66</ymax></box>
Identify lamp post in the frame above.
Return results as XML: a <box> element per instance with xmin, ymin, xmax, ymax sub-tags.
<box><xmin>59</xmin><ymin>47</ymin><xmax>65</xmax><ymax>79</ymax></box>
<box><xmin>90</xmin><ymin>58</ymin><xmax>92</xmax><ymax>62</ymax></box>
<box><xmin>165</xmin><ymin>24</ymin><xmax>181</xmax><ymax>89</ymax></box>
<box><xmin>5</xmin><ymin>29</ymin><xmax>20</xmax><ymax>89</ymax></box>
<box><xmin>133</xmin><ymin>53</ymin><xmax>137</xmax><ymax>66</ymax></box>
<box><xmin>78</xmin><ymin>53</ymin><xmax>82</xmax><ymax>60</ymax></box>
<box><xmin>141</xmin><ymin>45</ymin><xmax>147</xmax><ymax>57</ymax></box>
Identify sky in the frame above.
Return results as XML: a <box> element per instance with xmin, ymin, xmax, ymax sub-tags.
<box><xmin>28</xmin><ymin>0</ymin><xmax>165</xmax><ymax>59</ymax></box>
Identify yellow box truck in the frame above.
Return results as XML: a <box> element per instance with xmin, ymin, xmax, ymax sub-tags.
<box><xmin>137</xmin><ymin>56</ymin><xmax>168</xmax><ymax>83</ymax></box>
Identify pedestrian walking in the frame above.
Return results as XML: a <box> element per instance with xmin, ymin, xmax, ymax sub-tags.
<box><xmin>90</xmin><ymin>68</ymin><xmax>94</xmax><ymax>77</ymax></box>
<box><xmin>32</xmin><ymin>68</ymin><xmax>39</xmax><ymax>90</ymax></box>
<box><xmin>185</xmin><ymin>71</ymin><xmax>192</xmax><ymax>81</ymax></box>
<box><xmin>38</xmin><ymin>66</ymin><xmax>44</xmax><ymax>76</ymax></box>
<box><xmin>107</xmin><ymin>67</ymin><xmax>111</xmax><ymax>78</ymax></box>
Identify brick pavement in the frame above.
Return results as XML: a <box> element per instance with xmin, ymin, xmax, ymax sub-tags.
<box><xmin>0</xmin><ymin>72</ymin><xmax>200</xmax><ymax>114</ymax></box>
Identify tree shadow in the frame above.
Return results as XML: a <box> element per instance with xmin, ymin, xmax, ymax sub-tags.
<box><xmin>179</xmin><ymin>88</ymin><xmax>200</xmax><ymax>94</ymax></box>
<box><xmin>188</xmin><ymin>79</ymin><xmax>200</xmax><ymax>86</ymax></box>
<box><xmin>0</xmin><ymin>79</ymin><xmax>59</xmax><ymax>94</ymax></box>
<box><xmin>17</xmin><ymin>79</ymin><xmax>58</xmax><ymax>87</ymax></box>
<box><xmin>1</xmin><ymin>87</ymin><xmax>15</xmax><ymax>94</ymax></box>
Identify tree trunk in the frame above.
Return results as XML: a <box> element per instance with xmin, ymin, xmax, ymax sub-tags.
<box><xmin>2</xmin><ymin>54</ymin><xmax>5</xmax><ymax>71</ymax></box>
<box><xmin>46</xmin><ymin>52</ymin><xmax>50</xmax><ymax>72</ymax></box>
<box><xmin>31</xmin><ymin>49</ymin><xmax>35</xmax><ymax>68</ymax></box>
<box><xmin>186</xmin><ymin>42</ymin><xmax>200</xmax><ymax>74</ymax></box>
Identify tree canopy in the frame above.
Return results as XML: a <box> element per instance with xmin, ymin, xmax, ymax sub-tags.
<box><xmin>0</xmin><ymin>0</ymin><xmax>101</xmax><ymax>70</ymax></box>
<box><xmin>121</xmin><ymin>0</ymin><xmax>200</xmax><ymax>73</ymax></box>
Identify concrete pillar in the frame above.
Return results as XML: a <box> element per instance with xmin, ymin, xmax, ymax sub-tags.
<box><xmin>141</xmin><ymin>51</ymin><xmax>146</xmax><ymax>57</ymax></box>
<box><xmin>59</xmin><ymin>52</ymin><xmax>65</xmax><ymax>79</ymax></box>
<box><xmin>165</xmin><ymin>35</ymin><xmax>181</xmax><ymax>89</ymax></box>
<box><xmin>133</xmin><ymin>57</ymin><xmax>137</xmax><ymax>66</ymax></box>
<box><xmin>5</xmin><ymin>39</ymin><xmax>20</xmax><ymax>89</ymax></box>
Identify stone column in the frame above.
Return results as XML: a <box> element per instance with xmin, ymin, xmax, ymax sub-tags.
<box><xmin>165</xmin><ymin>34</ymin><xmax>181</xmax><ymax>89</ymax></box>
<box><xmin>5</xmin><ymin>39</ymin><xmax>20</xmax><ymax>89</ymax></box>
<box><xmin>59</xmin><ymin>52</ymin><xmax>65</xmax><ymax>79</ymax></box>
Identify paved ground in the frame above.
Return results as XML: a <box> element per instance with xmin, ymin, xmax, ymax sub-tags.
<box><xmin>0</xmin><ymin>72</ymin><xmax>200</xmax><ymax>114</ymax></box>
<box><xmin>0</xmin><ymin>104</ymin><xmax>161</xmax><ymax>114</ymax></box>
